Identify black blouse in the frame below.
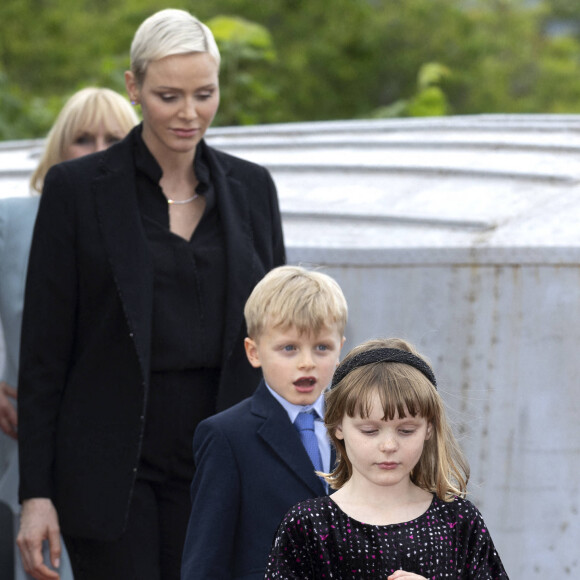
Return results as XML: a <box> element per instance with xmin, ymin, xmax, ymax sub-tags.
<box><xmin>132</xmin><ymin>127</ymin><xmax>227</xmax><ymax>372</ymax></box>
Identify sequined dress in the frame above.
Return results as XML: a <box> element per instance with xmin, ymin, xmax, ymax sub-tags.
<box><xmin>265</xmin><ymin>494</ymin><xmax>508</xmax><ymax>579</ymax></box>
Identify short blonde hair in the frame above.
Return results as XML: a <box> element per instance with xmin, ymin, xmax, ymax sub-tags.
<box><xmin>130</xmin><ymin>8</ymin><xmax>221</xmax><ymax>85</ymax></box>
<box><xmin>324</xmin><ymin>338</ymin><xmax>469</xmax><ymax>500</ymax></box>
<box><xmin>30</xmin><ymin>87</ymin><xmax>138</xmax><ymax>193</ymax></box>
<box><xmin>244</xmin><ymin>265</ymin><xmax>348</xmax><ymax>340</ymax></box>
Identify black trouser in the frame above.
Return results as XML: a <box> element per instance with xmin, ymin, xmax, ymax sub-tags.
<box><xmin>64</xmin><ymin>474</ymin><xmax>191</xmax><ymax>580</ymax></box>
<box><xmin>0</xmin><ymin>501</ymin><xmax>14</xmax><ymax>580</ymax></box>
<box><xmin>65</xmin><ymin>369</ymin><xmax>218</xmax><ymax>579</ymax></box>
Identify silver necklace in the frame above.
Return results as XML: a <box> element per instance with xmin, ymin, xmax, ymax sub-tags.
<box><xmin>166</xmin><ymin>193</ymin><xmax>199</xmax><ymax>205</ymax></box>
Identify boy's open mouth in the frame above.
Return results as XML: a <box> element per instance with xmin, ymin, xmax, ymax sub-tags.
<box><xmin>294</xmin><ymin>377</ymin><xmax>316</xmax><ymax>387</ymax></box>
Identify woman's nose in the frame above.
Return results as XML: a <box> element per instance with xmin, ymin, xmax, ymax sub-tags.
<box><xmin>95</xmin><ymin>137</ymin><xmax>108</xmax><ymax>152</ymax></box>
<box><xmin>179</xmin><ymin>98</ymin><xmax>198</xmax><ymax>120</ymax></box>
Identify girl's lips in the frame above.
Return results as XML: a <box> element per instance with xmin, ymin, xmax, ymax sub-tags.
<box><xmin>377</xmin><ymin>462</ymin><xmax>399</xmax><ymax>470</ymax></box>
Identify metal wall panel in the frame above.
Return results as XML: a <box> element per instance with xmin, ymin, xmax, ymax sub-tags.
<box><xmin>2</xmin><ymin>116</ymin><xmax>580</xmax><ymax>578</ymax></box>
<box><xmin>297</xmin><ymin>259</ymin><xmax>580</xmax><ymax>578</ymax></box>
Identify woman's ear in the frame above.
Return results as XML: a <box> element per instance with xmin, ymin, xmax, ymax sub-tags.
<box><xmin>244</xmin><ymin>337</ymin><xmax>262</xmax><ymax>369</ymax></box>
<box><xmin>425</xmin><ymin>422</ymin><xmax>433</xmax><ymax>441</ymax></box>
<box><xmin>124</xmin><ymin>71</ymin><xmax>140</xmax><ymax>105</ymax></box>
<box><xmin>335</xmin><ymin>423</ymin><xmax>344</xmax><ymax>440</ymax></box>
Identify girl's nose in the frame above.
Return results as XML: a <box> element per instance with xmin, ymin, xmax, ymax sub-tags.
<box><xmin>379</xmin><ymin>434</ymin><xmax>398</xmax><ymax>452</ymax></box>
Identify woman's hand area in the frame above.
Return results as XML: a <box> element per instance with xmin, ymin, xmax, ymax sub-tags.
<box><xmin>17</xmin><ymin>498</ymin><xmax>62</xmax><ymax>580</ymax></box>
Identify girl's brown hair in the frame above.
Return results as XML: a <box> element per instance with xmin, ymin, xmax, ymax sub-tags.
<box><xmin>323</xmin><ymin>338</ymin><xmax>469</xmax><ymax>501</ymax></box>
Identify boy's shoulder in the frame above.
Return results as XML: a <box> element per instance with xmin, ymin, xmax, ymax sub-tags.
<box><xmin>196</xmin><ymin>380</ymin><xmax>289</xmax><ymax>435</ymax></box>
<box><xmin>199</xmin><ymin>394</ymin><xmax>254</xmax><ymax>430</ymax></box>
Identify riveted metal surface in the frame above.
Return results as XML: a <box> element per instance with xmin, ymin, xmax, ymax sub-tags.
<box><xmin>2</xmin><ymin>115</ymin><xmax>580</xmax><ymax>577</ymax></box>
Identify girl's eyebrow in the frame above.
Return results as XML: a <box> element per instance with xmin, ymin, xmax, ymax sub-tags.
<box><xmin>353</xmin><ymin>415</ymin><xmax>424</xmax><ymax>423</ymax></box>
<box><xmin>394</xmin><ymin>418</ymin><xmax>426</xmax><ymax>426</ymax></box>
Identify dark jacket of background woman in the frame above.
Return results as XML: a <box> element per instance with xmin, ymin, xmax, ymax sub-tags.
<box><xmin>17</xmin><ymin>131</ymin><xmax>285</xmax><ymax>541</ymax></box>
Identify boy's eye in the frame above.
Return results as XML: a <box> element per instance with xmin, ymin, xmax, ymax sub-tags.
<box><xmin>316</xmin><ymin>344</ymin><xmax>328</xmax><ymax>351</ymax></box>
<box><xmin>283</xmin><ymin>345</ymin><xmax>296</xmax><ymax>352</ymax></box>
<box><xmin>106</xmin><ymin>135</ymin><xmax>122</xmax><ymax>145</ymax></box>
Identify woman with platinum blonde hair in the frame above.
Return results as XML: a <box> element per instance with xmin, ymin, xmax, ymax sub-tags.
<box><xmin>17</xmin><ymin>8</ymin><xmax>284</xmax><ymax>580</ymax></box>
<box><xmin>0</xmin><ymin>86</ymin><xmax>137</xmax><ymax>580</ymax></box>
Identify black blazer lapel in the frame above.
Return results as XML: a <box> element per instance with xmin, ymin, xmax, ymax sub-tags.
<box><xmin>252</xmin><ymin>383</ymin><xmax>327</xmax><ymax>497</ymax></box>
<box><xmin>93</xmin><ymin>140</ymin><xmax>154</xmax><ymax>384</ymax></box>
<box><xmin>205</xmin><ymin>146</ymin><xmax>257</xmax><ymax>364</ymax></box>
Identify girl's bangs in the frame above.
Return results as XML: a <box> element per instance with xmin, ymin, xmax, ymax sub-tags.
<box><xmin>344</xmin><ymin>363</ymin><xmax>437</xmax><ymax>421</ymax></box>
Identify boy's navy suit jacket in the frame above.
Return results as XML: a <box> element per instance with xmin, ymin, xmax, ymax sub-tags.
<box><xmin>181</xmin><ymin>380</ymin><xmax>333</xmax><ymax>580</ymax></box>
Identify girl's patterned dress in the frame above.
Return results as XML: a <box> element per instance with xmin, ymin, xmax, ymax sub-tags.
<box><xmin>265</xmin><ymin>494</ymin><xmax>508</xmax><ymax>579</ymax></box>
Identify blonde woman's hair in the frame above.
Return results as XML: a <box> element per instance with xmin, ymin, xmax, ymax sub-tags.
<box><xmin>244</xmin><ymin>265</ymin><xmax>348</xmax><ymax>340</ymax></box>
<box><xmin>130</xmin><ymin>8</ymin><xmax>221</xmax><ymax>86</ymax></box>
<box><xmin>323</xmin><ymin>338</ymin><xmax>469</xmax><ymax>501</ymax></box>
<box><xmin>30</xmin><ymin>87</ymin><xmax>138</xmax><ymax>193</ymax></box>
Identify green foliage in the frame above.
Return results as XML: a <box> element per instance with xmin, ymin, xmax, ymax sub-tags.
<box><xmin>208</xmin><ymin>16</ymin><xmax>279</xmax><ymax>125</ymax></box>
<box><xmin>371</xmin><ymin>63</ymin><xmax>452</xmax><ymax>118</ymax></box>
<box><xmin>545</xmin><ymin>0</ymin><xmax>580</xmax><ymax>21</ymax></box>
<box><xmin>0</xmin><ymin>72</ymin><xmax>30</xmax><ymax>140</ymax></box>
<box><xmin>408</xmin><ymin>87</ymin><xmax>449</xmax><ymax>117</ymax></box>
<box><xmin>2</xmin><ymin>0</ymin><xmax>580</xmax><ymax>137</ymax></box>
<box><xmin>410</xmin><ymin>63</ymin><xmax>452</xmax><ymax>117</ymax></box>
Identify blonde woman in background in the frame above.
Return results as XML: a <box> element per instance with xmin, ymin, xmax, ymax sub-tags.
<box><xmin>29</xmin><ymin>87</ymin><xmax>140</xmax><ymax>193</ymax></box>
<box><xmin>0</xmin><ymin>87</ymin><xmax>138</xmax><ymax>580</ymax></box>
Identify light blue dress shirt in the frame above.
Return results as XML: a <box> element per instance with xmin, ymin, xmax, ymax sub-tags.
<box><xmin>265</xmin><ymin>383</ymin><xmax>331</xmax><ymax>473</ymax></box>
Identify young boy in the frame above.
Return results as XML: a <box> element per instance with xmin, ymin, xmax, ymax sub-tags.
<box><xmin>180</xmin><ymin>265</ymin><xmax>348</xmax><ymax>580</ymax></box>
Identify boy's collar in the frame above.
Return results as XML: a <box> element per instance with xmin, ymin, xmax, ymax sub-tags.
<box><xmin>265</xmin><ymin>382</ymin><xmax>326</xmax><ymax>423</ymax></box>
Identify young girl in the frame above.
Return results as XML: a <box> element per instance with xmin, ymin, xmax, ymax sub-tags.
<box><xmin>265</xmin><ymin>338</ymin><xmax>509</xmax><ymax>579</ymax></box>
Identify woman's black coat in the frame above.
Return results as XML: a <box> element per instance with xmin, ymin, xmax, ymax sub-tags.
<box><xmin>17</xmin><ymin>132</ymin><xmax>285</xmax><ymax>540</ymax></box>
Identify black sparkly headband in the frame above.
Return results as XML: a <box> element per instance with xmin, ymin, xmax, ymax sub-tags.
<box><xmin>331</xmin><ymin>347</ymin><xmax>437</xmax><ymax>389</ymax></box>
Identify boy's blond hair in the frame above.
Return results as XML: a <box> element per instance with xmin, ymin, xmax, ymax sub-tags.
<box><xmin>244</xmin><ymin>265</ymin><xmax>348</xmax><ymax>340</ymax></box>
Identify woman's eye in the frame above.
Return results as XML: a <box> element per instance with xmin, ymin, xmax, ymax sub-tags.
<box><xmin>74</xmin><ymin>135</ymin><xmax>94</xmax><ymax>146</ymax></box>
<box><xmin>159</xmin><ymin>94</ymin><xmax>176</xmax><ymax>102</ymax></box>
<box><xmin>197</xmin><ymin>91</ymin><xmax>213</xmax><ymax>101</ymax></box>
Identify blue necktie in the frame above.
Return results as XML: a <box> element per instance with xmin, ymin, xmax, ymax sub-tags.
<box><xmin>294</xmin><ymin>411</ymin><xmax>323</xmax><ymax>472</ymax></box>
